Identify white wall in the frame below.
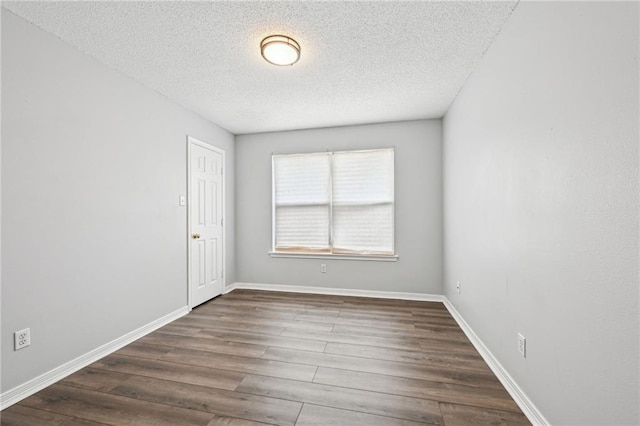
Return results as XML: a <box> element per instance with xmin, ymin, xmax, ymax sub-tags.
<box><xmin>443</xmin><ymin>2</ymin><xmax>639</xmax><ymax>425</ymax></box>
<box><xmin>1</xmin><ymin>11</ymin><xmax>235</xmax><ymax>393</ymax></box>
<box><xmin>235</xmin><ymin>120</ymin><xmax>442</xmax><ymax>294</ymax></box>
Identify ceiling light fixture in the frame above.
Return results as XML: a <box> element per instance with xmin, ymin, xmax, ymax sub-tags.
<box><xmin>261</xmin><ymin>35</ymin><xmax>300</xmax><ymax>66</ymax></box>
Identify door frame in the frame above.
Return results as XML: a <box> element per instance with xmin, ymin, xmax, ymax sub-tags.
<box><xmin>187</xmin><ymin>135</ymin><xmax>226</xmax><ymax>310</ymax></box>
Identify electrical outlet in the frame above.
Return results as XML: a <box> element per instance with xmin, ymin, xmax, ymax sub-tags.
<box><xmin>456</xmin><ymin>281</ymin><xmax>461</xmax><ymax>294</ymax></box>
<box><xmin>321</xmin><ymin>264</ymin><xmax>327</xmax><ymax>273</ymax></box>
<box><xmin>518</xmin><ymin>333</ymin><xmax>526</xmax><ymax>358</ymax></box>
<box><xmin>14</xmin><ymin>328</ymin><xmax>31</xmax><ymax>351</ymax></box>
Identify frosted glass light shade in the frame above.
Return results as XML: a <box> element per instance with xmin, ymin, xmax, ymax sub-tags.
<box><xmin>261</xmin><ymin>35</ymin><xmax>300</xmax><ymax>66</ymax></box>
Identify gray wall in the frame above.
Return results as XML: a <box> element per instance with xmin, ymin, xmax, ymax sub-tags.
<box><xmin>1</xmin><ymin>11</ymin><xmax>235</xmax><ymax>393</ymax></box>
<box><xmin>235</xmin><ymin>120</ymin><xmax>442</xmax><ymax>294</ymax></box>
<box><xmin>443</xmin><ymin>2</ymin><xmax>639</xmax><ymax>425</ymax></box>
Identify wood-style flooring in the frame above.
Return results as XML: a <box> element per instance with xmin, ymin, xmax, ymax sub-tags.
<box><xmin>1</xmin><ymin>290</ymin><xmax>530</xmax><ymax>425</ymax></box>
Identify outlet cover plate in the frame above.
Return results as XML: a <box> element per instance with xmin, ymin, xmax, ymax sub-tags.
<box><xmin>14</xmin><ymin>328</ymin><xmax>31</xmax><ymax>351</ymax></box>
<box><xmin>518</xmin><ymin>333</ymin><xmax>526</xmax><ymax>358</ymax></box>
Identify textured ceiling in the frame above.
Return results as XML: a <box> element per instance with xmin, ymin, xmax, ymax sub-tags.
<box><xmin>4</xmin><ymin>1</ymin><xmax>518</xmax><ymax>134</ymax></box>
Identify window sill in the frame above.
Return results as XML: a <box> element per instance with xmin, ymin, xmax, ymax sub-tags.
<box><xmin>269</xmin><ymin>252</ymin><xmax>399</xmax><ymax>262</ymax></box>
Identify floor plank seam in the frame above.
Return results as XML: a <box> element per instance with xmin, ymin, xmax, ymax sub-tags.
<box><xmin>296</xmin><ymin>401</ymin><xmax>442</xmax><ymax>426</ymax></box>
<box><xmin>293</xmin><ymin>402</ymin><xmax>305</xmax><ymax>425</ymax></box>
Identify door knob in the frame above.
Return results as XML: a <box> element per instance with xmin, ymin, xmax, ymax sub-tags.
<box><xmin>192</xmin><ymin>233</ymin><xmax>201</xmax><ymax>239</ymax></box>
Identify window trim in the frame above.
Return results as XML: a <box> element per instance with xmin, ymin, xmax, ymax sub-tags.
<box><xmin>269</xmin><ymin>251</ymin><xmax>399</xmax><ymax>262</ymax></box>
<box><xmin>271</xmin><ymin>148</ymin><xmax>396</xmax><ymax>259</ymax></box>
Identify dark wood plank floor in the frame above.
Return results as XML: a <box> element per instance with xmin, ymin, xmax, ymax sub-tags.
<box><xmin>1</xmin><ymin>290</ymin><xmax>530</xmax><ymax>426</ymax></box>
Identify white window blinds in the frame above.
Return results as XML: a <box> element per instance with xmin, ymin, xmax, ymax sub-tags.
<box><xmin>273</xmin><ymin>153</ymin><xmax>331</xmax><ymax>251</ymax></box>
<box><xmin>272</xmin><ymin>148</ymin><xmax>394</xmax><ymax>255</ymax></box>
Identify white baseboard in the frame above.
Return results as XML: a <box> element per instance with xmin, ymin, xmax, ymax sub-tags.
<box><xmin>0</xmin><ymin>306</ymin><xmax>189</xmax><ymax>410</ymax></box>
<box><xmin>442</xmin><ymin>299</ymin><xmax>549</xmax><ymax>426</ymax></box>
<box><xmin>228</xmin><ymin>282</ymin><xmax>444</xmax><ymax>302</ymax></box>
<box><xmin>223</xmin><ymin>282</ymin><xmax>237</xmax><ymax>294</ymax></box>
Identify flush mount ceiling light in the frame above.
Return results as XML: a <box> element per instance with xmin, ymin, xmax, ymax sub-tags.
<box><xmin>261</xmin><ymin>35</ymin><xmax>301</xmax><ymax>66</ymax></box>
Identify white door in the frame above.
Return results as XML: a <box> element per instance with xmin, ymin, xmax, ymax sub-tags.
<box><xmin>188</xmin><ymin>137</ymin><xmax>224</xmax><ymax>308</ymax></box>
